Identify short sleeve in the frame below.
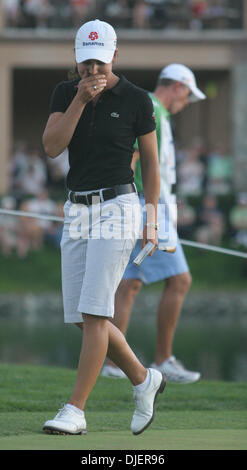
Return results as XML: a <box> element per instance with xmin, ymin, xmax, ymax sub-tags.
<box><xmin>49</xmin><ymin>82</ymin><xmax>67</xmax><ymax>114</ymax></box>
<box><xmin>134</xmin><ymin>91</ymin><xmax>156</xmax><ymax>137</ymax></box>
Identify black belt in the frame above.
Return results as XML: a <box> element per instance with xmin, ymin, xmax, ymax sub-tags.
<box><xmin>69</xmin><ymin>183</ymin><xmax>136</xmax><ymax>205</ymax></box>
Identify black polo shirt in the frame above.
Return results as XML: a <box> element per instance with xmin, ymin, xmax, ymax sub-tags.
<box><xmin>49</xmin><ymin>75</ymin><xmax>156</xmax><ymax>191</ymax></box>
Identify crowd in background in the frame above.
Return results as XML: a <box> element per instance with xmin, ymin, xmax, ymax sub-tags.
<box><xmin>0</xmin><ymin>0</ymin><xmax>245</xmax><ymax>256</ymax></box>
<box><xmin>0</xmin><ymin>138</ymin><xmax>246</xmax><ymax>259</ymax></box>
<box><xmin>0</xmin><ymin>142</ymin><xmax>66</xmax><ymax>258</ymax></box>
<box><xmin>4</xmin><ymin>0</ymin><xmax>243</xmax><ymax>31</ymax></box>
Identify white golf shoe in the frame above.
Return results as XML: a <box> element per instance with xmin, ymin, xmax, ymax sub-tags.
<box><xmin>151</xmin><ymin>356</ymin><xmax>201</xmax><ymax>384</ymax></box>
<box><xmin>101</xmin><ymin>364</ymin><xmax>127</xmax><ymax>379</ymax></box>
<box><xmin>43</xmin><ymin>404</ymin><xmax>87</xmax><ymax>435</ymax></box>
<box><xmin>131</xmin><ymin>368</ymin><xmax>166</xmax><ymax>435</ymax></box>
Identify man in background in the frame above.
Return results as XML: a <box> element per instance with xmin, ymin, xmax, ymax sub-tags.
<box><xmin>102</xmin><ymin>64</ymin><xmax>206</xmax><ymax>383</ymax></box>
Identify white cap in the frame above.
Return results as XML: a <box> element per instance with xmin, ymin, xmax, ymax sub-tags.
<box><xmin>75</xmin><ymin>19</ymin><xmax>117</xmax><ymax>64</ymax></box>
<box><xmin>159</xmin><ymin>63</ymin><xmax>206</xmax><ymax>102</ymax></box>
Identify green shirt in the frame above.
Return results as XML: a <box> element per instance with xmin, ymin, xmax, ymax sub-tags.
<box><xmin>134</xmin><ymin>93</ymin><xmax>176</xmax><ymax>202</ymax></box>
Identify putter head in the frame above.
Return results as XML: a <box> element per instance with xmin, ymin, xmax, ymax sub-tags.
<box><xmin>158</xmin><ymin>243</ymin><xmax>176</xmax><ymax>253</ymax></box>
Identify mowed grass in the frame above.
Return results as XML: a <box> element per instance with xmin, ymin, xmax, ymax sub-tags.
<box><xmin>0</xmin><ymin>363</ymin><xmax>246</xmax><ymax>450</ymax></box>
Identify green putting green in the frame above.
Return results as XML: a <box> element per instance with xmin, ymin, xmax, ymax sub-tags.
<box><xmin>0</xmin><ymin>364</ymin><xmax>246</xmax><ymax>450</ymax></box>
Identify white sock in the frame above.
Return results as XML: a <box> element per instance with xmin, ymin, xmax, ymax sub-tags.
<box><xmin>66</xmin><ymin>404</ymin><xmax>84</xmax><ymax>416</ymax></box>
<box><xmin>134</xmin><ymin>369</ymin><xmax>150</xmax><ymax>393</ymax></box>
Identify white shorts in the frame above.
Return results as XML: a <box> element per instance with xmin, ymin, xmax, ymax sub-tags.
<box><xmin>60</xmin><ymin>192</ymin><xmax>141</xmax><ymax>323</ymax></box>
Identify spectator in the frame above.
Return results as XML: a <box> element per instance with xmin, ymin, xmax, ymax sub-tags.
<box><xmin>178</xmin><ymin>146</ymin><xmax>205</xmax><ymax>196</ymax></box>
<box><xmin>21</xmin><ymin>0</ymin><xmax>55</xmax><ymax>28</ymax></box>
<box><xmin>3</xmin><ymin>0</ymin><xmax>243</xmax><ymax>30</ymax></box>
<box><xmin>177</xmin><ymin>197</ymin><xmax>196</xmax><ymax>239</ymax></box>
<box><xmin>11</xmin><ymin>141</ymin><xmax>30</xmax><ymax>198</ymax></box>
<box><xmin>46</xmin><ymin>148</ymin><xmax>69</xmax><ymax>191</ymax></box>
<box><xmin>19</xmin><ymin>189</ymin><xmax>58</xmax><ymax>255</ymax></box>
<box><xmin>190</xmin><ymin>0</ymin><xmax>208</xmax><ymax>29</ymax></box>
<box><xmin>146</xmin><ymin>0</ymin><xmax>167</xmax><ymax>29</ymax></box>
<box><xmin>103</xmin><ymin>0</ymin><xmax>132</xmax><ymax>28</ymax></box>
<box><xmin>192</xmin><ymin>136</ymin><xmax>208</xmax><ymax>190</ymax></box>
<box><xmin>18</xmin><ymin>0</ymin><xmax>39</xmax><ymax>28</ymax></box>
<box><xmin>206</xmin><ymin>143</ymin><xmax>233</xmax><ymax>195</ymax></box>
<box><xmin>35</xmin><ymin>0</ymin><xmax>55</xmax><ymax>28</ymax></box>
<box><xmin>0</xmin><ymin>195</ymin><xmax>20</xmax><ymax>257</ymax></box>
<box><xmin>191</xmin><ymin>0</ymin><xmax>208</xmax><ymax>17</ymax></box>
<box><xmin>229</xmin><ymin>192</ymin><xmax>247</xmax><ymax>248</ymax></box>
<box><xmin>204</xmin><ymin>0</ymin><xmax>228</xmax><ymax>29</ymax></box>
<box><xmin>14</xmin><ymin>147</ymin><xmax>47</xmax><ymax>197</ymax></box>
<box><xmin>0</xmin><ymin>194</ymin><xmax>31</xmax><ymax>258</ymax></box>
<box><xmin>70</xmin><ymin>0</ymin><xmax>93</xmax><ymax>28</ymax></box>
<box><xmin>49</xmin><ymin>0</ymin><xmax>72</xmax><ymax>28</ymax></box>
<box><xmin>132</xmin><ymin>0</ymin><xmax>150</xmax><ymax>29</ymax></box>
<box><xmin>191</xmin><ymin>135</ymin><xmax>208</xmax><ymax>165</ymax></box>
<box><xmin>44</xmin><ymin>200</ymin><xmax>64</xmax><ymax>249</ymax></box>
<box><xmin>195</xmin><ymin>193</ymin><xmax>225</xmax><ymax>245</ymax></box>
<box><xmin>4</xmin><ymin>0</ymin><xmax>20</xmax><ymax>27</ymax></box>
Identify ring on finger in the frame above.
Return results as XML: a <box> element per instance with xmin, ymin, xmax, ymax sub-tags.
<box><xmin>93</xmin><ymin>85</ymin><xmax>97</xmax><ymax>90</ymax></box>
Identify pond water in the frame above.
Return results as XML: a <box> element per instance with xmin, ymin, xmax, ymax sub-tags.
<box><xmin>0</xmin><ymin>290</ymin><xmax>246</xmax><ymax>382</ymax></box>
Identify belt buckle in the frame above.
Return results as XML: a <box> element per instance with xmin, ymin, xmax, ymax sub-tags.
<box><xmin>85</xmin><ymin>192</ymin><xmax>99</xmax><ymax>206</ymax></box>
<box><xmin>89</xmin><ymin>192</ymin><xmax>100</xmax><ymax>205</ymax></box>
<box><xmin>88</xmin><ymin>190</ymin><xmax>102</xmax><ymax>203</ymax></box>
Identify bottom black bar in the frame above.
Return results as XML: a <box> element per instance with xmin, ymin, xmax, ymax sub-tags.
<box><xmin>0</xmin><ymin>450</ymin><xmax>240</xmax><ymax>467</ymax></box>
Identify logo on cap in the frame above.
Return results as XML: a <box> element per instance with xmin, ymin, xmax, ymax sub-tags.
<box><xmin>89</xmin><ymin>32</ymin><xmax>99</xmax><ymax>41</ymax></box>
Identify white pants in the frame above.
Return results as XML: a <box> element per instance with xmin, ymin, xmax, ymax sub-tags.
<box><xmin>60</xmin><ymin>192</ymin><xmax>141</xmax><ymax>323</ymax></box>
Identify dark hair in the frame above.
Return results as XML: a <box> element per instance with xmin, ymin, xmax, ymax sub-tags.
<box><xmin>156</xmin><ymin>78</ymin><xmax>177</xmax><ymax>88</ymax></box>
<box><xmin>67</xmin><ymin>64</ymin><xmax>80</xmax><ymax>80</ymax></box>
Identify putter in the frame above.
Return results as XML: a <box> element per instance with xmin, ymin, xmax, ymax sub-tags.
<box><xmin>133</xmin><ymin>242</ymin><xmax>176</xmax><ymax>266</ymax></box>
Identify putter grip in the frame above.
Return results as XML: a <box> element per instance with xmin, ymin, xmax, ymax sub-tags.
<box><xmin>133</xmin><ymin>241</ymin><xmax>155</xmax><ymax>266</ymax></box>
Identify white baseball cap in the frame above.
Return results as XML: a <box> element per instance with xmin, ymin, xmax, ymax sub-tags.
<box><xmin>75</xmin><ymin>19</ymin><xmax>117</xmax><ymax>64</ymax></box>
<box><xmin>159</xmin><ymin>64</ymin><xmax>206</xmax><ymax>102</ymax></box>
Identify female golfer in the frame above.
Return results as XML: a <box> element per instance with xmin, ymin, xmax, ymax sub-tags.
<box><xmin>42</xmin><ymin>19</ymin><xmax>165</xmax><ymax>436</ymax></box>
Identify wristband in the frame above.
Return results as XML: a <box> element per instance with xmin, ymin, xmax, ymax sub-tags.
<box><xmin>146</xmin><ymin>222</ymin><xmax>160</xmax><ymax>230</ymax></box>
